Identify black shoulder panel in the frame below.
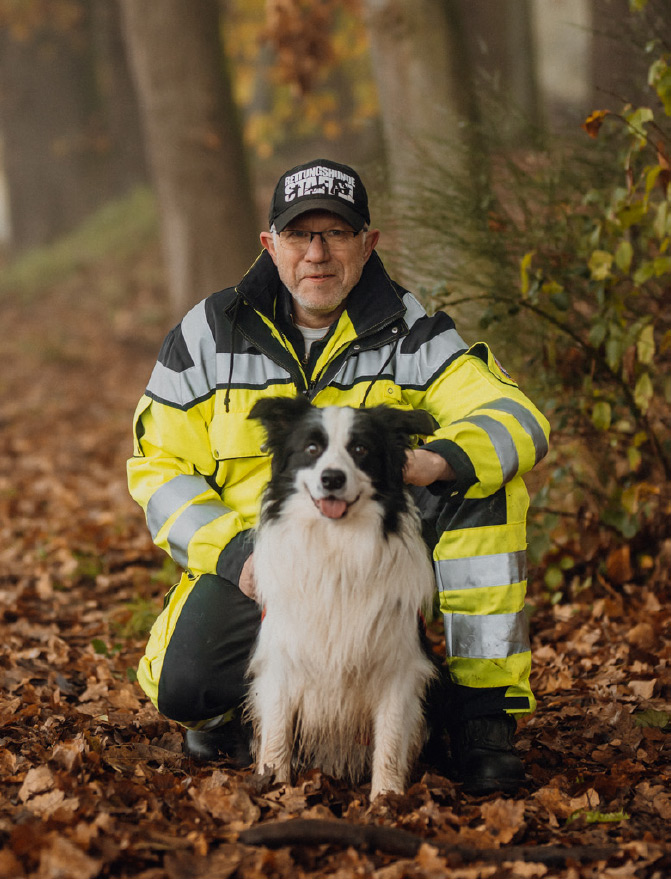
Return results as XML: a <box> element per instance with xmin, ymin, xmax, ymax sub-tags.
<box><xmin>400</xmin><ymin>311</ymin><xmax>457</xmax><ymax>355</ymax></box>
<box><xmin>157</xmin><ymin>324</ymin><xmax>194</xmax><ymax>373</ymax></box>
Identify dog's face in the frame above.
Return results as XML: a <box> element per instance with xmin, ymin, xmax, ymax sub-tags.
<box><xmin>286</xmin><ymin>405</ymin><xmax>376</xmax><ymax>520</ymax></box>
<box><xmin>249</xmin><ymin>397</ymin><xmax>436</xmax><ymax>531</ymax></box>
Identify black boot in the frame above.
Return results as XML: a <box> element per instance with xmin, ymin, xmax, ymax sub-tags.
<box><xmin>183</xmin><ymin>715</ymin><xmax>252</xmax><ymax>766</ymax></box>
<box><xmin>451</xmin><ymin>715</ymin><xmax>525</xmax><ymax>795</ymax></box>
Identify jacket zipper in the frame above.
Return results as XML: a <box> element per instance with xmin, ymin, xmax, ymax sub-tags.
<box><xmin>233</xmin><ymin>311</ymin><xmax>309</xmax><ymax>395</ymax></box>
<box><xmin>230</xmin><ymin>299</ymin><xmax>407</xmax><ymax>401</ymax></box>
<box><xmin>310</xmin><ymin>324</ymin><xmax>406</xmax><ymax>398</ymax></box>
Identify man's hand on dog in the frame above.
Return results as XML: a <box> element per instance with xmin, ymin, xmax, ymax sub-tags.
<box><xmin>403</xmin><ymin>449</ymin><xmax>454</xmax><ymax>486</ymax></box>
<box><xmin>240</xmin><ymin>555</ymin><xmax>256</xmax><ymax>601</ymax></box>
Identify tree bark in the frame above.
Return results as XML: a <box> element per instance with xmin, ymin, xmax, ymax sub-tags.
<box><xmin>363</xmin><ymin>0</ymin><xmax>476</xmax><ymax>185</ymax></box>
<box><xmin>590</xmin><ymin>0</ymin><xmax>650</xmax><ymax>111</ymax></box>
<box><xmin>91</xmin><ymin>0</ymin><xmax>148</xmax><ymax>193</ymax></box>
<box><xmin>120</xmin><ymin>0</ymin><xmax>259</xmax><ymax>316</ymax></box>
<box><xmin>459</xmin><ymin>0</ymin><xmax>543</xmax><ymax>139</ymax></box>
<box><xmin>361</xmin><ymin>0</ymin><xmax>482</xmax><ymax>287</ymax></box>
<box><xmin>0</xmin><ymin>15</ymin><xmax>101</xmax><ymax>249</ymax></box>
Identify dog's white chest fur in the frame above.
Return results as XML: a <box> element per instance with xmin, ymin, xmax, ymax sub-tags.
<box><xmin>246</xmin><ymin>402</ymin><xmax>437</xmax><ymax>798</ymax></box>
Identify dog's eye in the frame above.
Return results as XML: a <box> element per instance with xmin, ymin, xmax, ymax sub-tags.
<box><xmin>350</xmin><ymin>443</ymin><xmax>367</xmax><ymax>459</ymax></box>
<box><xmin>305</xmin><ymin>442</ymin><xmax>322</xmax><ymax>457</ymax></box>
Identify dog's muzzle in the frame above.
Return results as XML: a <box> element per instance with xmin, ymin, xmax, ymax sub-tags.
<box><xmin>312</xmin><ymin>468</ymin><xmax>358</xmax><ymax>519</ymax></box>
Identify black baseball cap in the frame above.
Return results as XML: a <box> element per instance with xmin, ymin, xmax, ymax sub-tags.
<box><xmin>269</xmin><ymin>159</ymin><xmax>370</xmax><ymax>232</ymax></box>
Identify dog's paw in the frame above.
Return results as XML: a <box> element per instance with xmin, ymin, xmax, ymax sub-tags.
<box><xmin>369</xmin><ymin>782</ymin><xmax>403</xmax><ymax>801</ymax></box>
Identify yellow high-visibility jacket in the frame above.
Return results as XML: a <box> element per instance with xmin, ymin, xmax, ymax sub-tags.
<box><xmin>128</xmin><ymin>251</ymin><xmax>550</xmax><ymax>713</ymax></box>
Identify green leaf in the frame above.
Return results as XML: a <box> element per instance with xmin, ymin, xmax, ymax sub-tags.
<box><xmin>648</xmin><ymin>58</ymin><xmax>671</xmax><ymax>115</ymax></box>
<box><xmin>605</xmin><ymin>331</ymin><xmax>625</xmax><ymax>371</ymax></box>
<box><xmin>621</xmin><ymin>485</ymin><xmax>639</xmax><ymax>514</ymax></box>
<box><xmin>601</xmin><ymin>508</ymin><xmax>639</xmax><ymax>538</ymax></box>
<box><xmin>633</xmin><ymin>709</ymin><xmax>671</xmax><ymax>729</ymax></box>
<box><xmin>653</xmin><ymin>255</ymin><xmax>671</xmax><ymax>276</ymax></box>
<box><xmin>544</xmin><ymin>566</ymin><xmax>564</xmax><ymax>591</ymax></box>
<box><xmin>588</xmin><ymin>321</ymin><xmax>607</xmax><ymax>348</ymax></box>
<box><xmin>592</xmin><ymin>400</ymin><xmax>612</xmax><ymax>430</ymax></box>
<box><xmin>637</xmin><ymin>324</ymin><xmax>655</xmax><ymax>364</ymax></box>
<box><xmin>644</xmin><ymin>164</ymin><xmax>663</xmax><ymax>196</ymax></box>
<box><xmin>654</xmin><ymin>201</ymin><xmax>669</xmax><ymax>238</ymax></box>
<box><xmin>547</xmin><ymin>284</ymin><xmax>569</xmax><ymax>310</ymax></box>
<box><xmin>91</xmin><ymin>639</ymin><xmax>109</xmax><ymax>656</ymax></box>
<box><xmin>614</xmin><ymin>240</ymin><xmax>633</xmax><ymax>273</ymax></box>
<box><xmin>627</xmin><ymin>445</ymin><xmax>642</xmax><ymax>471</ymax></box>
<box><xmin>617</xmin><ymin>201</ymin><xmax>647</xmax><ymax>229</ymax></box>
<box><xmin>625</xmin><ymin>106</ymin><xmax>654</xmax><ymax>146</ymax></box>
<box><xmin>634</xmin><ymin>372</ymin><xmax>654</xmax><ymax>413</ymax></box>
<box><xmin>541</xmin><ymin>280</ymin><xmax>563</xmax><ymax>299</ymax></box>
<box><xmin>588</xmin><ymin>250</ymin><xmax>613</xmax><ymax>280</ymax></box>
<box><xmin>633</xmin><ymin>260</ymin><xmax>655</xmax><ymax>285</ymax></box>
<box><xmin>568</xmin><ymin>810</ymin><xmax>630</xmax><ymax>825</ymax></box>
<box><xmin>520</xmin><ymin>250</ymin><xmax>535</xmax><ymax>297</ymax></box>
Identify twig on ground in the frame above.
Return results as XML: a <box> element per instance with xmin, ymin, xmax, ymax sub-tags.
<box><xmin>239</xmin><ymin>818</ymin><xmax>618</xmax><ymax>866</ymax></box>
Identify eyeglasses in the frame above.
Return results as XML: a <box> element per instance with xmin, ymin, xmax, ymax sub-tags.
<box><xmin>277</xmin><ymin>228</ymin><xmax>361</xmax><ymax>252</ymax></box>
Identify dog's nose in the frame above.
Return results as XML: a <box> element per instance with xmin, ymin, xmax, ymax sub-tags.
<box><xmin>320</xmin><ymin>469</ymin><xmax>346</xmax><ymax>492</ymax></box>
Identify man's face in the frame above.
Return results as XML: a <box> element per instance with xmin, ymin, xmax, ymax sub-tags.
<box><xmin>260</xmin><ymin>211</ymin><xmax>380</xmax><ymax>328</ymax></box>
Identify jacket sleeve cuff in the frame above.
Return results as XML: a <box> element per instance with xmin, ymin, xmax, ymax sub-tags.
<box><xmin>216</xmin><ymin>528</ymin><xmax>254</xmax><ymax>586</ymax></box>
<box><xmin>422</xmin><ymin>438</ymin><xmax>476</xmax><ymax>492</ymax></box>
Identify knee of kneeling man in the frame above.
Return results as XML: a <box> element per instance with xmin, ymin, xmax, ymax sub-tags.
<box><xmin>157</xmin><ymin>651</ymin><xmax>246</xmax><ymax>724</ymax></box>
<box><xmin>156</xmin><ymin>658</ymin><xmax>202</xmax><ymax>723</ymax></box>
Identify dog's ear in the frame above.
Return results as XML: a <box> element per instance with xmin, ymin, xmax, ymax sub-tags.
<box><xmin>248</xmin><ymin>395</ymin><xmax>312</xmax><ymax>452</ymax></box>
<box><xmin>369</xmin><ymin>407</ymin><xmax>438</xmax><ymax>442</ymax></box>
<box><xmin>398</xmin><ymin>408</ymin><xmax>439</xmax><ymax>439</ymax></box>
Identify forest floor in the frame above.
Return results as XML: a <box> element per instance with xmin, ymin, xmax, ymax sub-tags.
<box><xmin>1</xmin><ymin>243</ymin><xmax>670</xmax><ymax>879</ymax></box>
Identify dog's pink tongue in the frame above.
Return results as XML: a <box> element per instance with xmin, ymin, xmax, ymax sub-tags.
<box><xmin>318</xmin><ymin>498</ymin><xmax>348</xmax><ymax>519</ymax></box>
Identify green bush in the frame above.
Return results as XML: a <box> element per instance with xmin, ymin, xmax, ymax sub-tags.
<box><xmin>407</xmin><ymin>10</ymin><xmax>670</xmax><ymax>596</ymax></box>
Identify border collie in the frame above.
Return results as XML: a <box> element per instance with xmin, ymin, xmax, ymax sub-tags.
<box><xmin>246</xmin><ymin>396</ymin><xmax>437</xmax><ymax>799</ymax></box>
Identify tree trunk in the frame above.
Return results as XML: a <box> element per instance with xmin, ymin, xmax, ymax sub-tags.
<box><xmin>503</xmin><ymin>0</ymin><xmax>543</xmax><ymax>141</ymax></box>
<box><xmin>459</xmin><ymin>0</ymin><xmax>543</xmax><ymax>139</ymax></box>
<box><xmin>91</xmin><ymin>0</ymin><xmax>148</xmax><ymax>193</ymax></box>
<box><xmin>120</xmin><ymin>0</ymin><xmax>259</xmax><ymax>316</ymax></box>
<box><xmin>0</xmin><ymin>2</ymin><xmax>147</xmax><ymax>251</ymax></box>
<box><xmin>0</xmin><ymin>15</ymin><xmax>102</xmax><ymax>250</ymax></box>
<box><xmin>362</xmin><ymin>0</ymin><xmax>482</xmax><ymax>287</ymax></box>
<box><xmin>363</xmin><ymin>0</ymin><xmax>476</xmax><ymax>181</ymax></box>
<box><xmin>590</xmin><ymin>0</ymin><xmax>650</xmax><ymax>111</ymax></box>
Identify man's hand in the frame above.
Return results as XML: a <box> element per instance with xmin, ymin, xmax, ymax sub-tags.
<box><xmin>239</xmin><ymin>554</ymin><xmax>256</xmax><ymax>600</ymax></box>
<box><xmin>403</xmin><ymin>449</ymin><xmax>455</xmax><ymax>486</ymax></box>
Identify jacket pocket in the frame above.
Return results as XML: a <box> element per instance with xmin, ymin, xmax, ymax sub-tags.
<box><xmin>208</xmin><ymin>411</ymin><xmax>269</xmax><ymax>461</ymax></box>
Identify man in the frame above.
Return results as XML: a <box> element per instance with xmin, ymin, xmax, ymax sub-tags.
<box><xmin>128</xmin><ymin>159</ymin><xmax>550</xmax><ymax>795</ymax></box>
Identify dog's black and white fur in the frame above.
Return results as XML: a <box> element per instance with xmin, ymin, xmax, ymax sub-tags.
<box><xmin>246</xmin><ymin>395</ymin><xmax>437</xmax><ymax>798</ymax></box>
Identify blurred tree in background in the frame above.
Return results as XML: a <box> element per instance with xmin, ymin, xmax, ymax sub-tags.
<box><xmin>0</xmin><ymin>0</ymin><xmax>146</xmax><ymax>250</ymax></box>
<box><xmin>119</xmin><ymin>0</ymin><xmax>259</xmax><ymax>314</ymax></box>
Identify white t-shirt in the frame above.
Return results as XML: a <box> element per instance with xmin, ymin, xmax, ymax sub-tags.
<box><xmin>296</xmin><ymin>323</ymin><xmax>329</xmax><ymax>358</ymax></box>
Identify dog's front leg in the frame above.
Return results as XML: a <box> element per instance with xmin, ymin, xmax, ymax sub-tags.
<box><xmin>254</xmin><ymin>687</ymin><xmax>293</xmax><ymax>784</ymax></box>
<box><xmin>370</xmin><ymin>680</ymin><xmax>423</xmax><ymax>799</ymax></box>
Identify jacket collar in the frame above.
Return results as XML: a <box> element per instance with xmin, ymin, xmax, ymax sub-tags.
<box><xmin>234</xmin><ymin>249</ymin><xmax>407</xmax><ymax>337</ymax></box>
